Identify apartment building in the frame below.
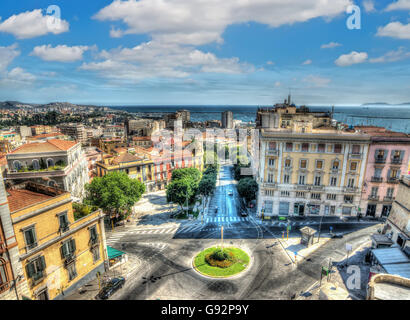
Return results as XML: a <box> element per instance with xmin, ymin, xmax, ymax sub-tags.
<box><xmin>5</xmin><ymin>139</ymin><xmax>89</xmax><ymax>199</ymax></box>
<box><xmin>6</xmin><ymin>182</ymin><xmax>107</xmax><ymax>300</ymax></box>
<box><xmin>383</xmin><ymin>175</ymin><xmax>410</xmax><ymax>253</ymax></box>
<box><xmin>0</xmin><ymin>172</ymin><xmax>30</xmax><ymax>300</ymax></box>
<box><xmin>30</xmin><ymin>125</ymin><xmax>54</xmax><ymax>136</ymax></box>
<box><xmin>256</xmin><ymin>101</ymin><xmax>371</xmax><ymax>217</ymax></box>
<box><xmin>221</xmin><ymin>111</ymin><xmax>234</xmax><ymax>129</ymax></box>
<box><xmin>358</xmin><ymin>126</ymin><xmax>410</xmax><ymax>218</ymax></box>
<box><xmin>58</xmin><ymin>123</ymin><xmax>87</xmax><ymax>144</ymax></box>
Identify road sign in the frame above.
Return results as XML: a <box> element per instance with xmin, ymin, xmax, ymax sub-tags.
<box><xmin>345</xmin><ymin>243</ymin><xmax>353</xmax><ymax>252</ymax></box>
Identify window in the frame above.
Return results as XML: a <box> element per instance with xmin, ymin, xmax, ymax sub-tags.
<box><xmin>344</xmin><ymin>195</ymin><xmax>353</xmax><ymax>203</ymax></box>
<box><xmin>13</xmin><ymin>160</ymin><xmax>22</xmax><ymax>171</ymax></box>
<box><xmin>342</xmin><ymin>206</ymin><xmax>352</xmax><ymax>215</ymax></box>
<box><xmin>327</xmin><ymin>194</ymin><xmax>337</xmax><ymax>200</ymax></box>
<box><xmin>350</xmin><ymin>162</ymin><xmax>358</xmax><ymax>171</ymax></box>
<box><xmin>298</xmin><ymin>175</ymin><xmax>305</xmax><ymax>185</ymax></box>
<box><xmin>281</xmin><ymin>191</ymin><xmax>290</xmax><ymax>197</ymax></box>
<box><xmin>334</xmin><ymin>144</ymin><xmax>342</xmax><ymax>153</ymax></box>
<box><xmin>311</xmin><ymin>193</ymin><xmax>321</xmax><ymax>200</ymax></box>
<box><xmin>330</xmin><ymin>177</ymin><xmax>337</xmax><ymax>186</ymax></box>
<box><xmin>374</xmin><ymin>167</ymin><xmax>382</xmax><ymax>178</ymax></box>
<box><xmin>332</xmin><ymin>160</ymin><xmax>340</xmax><ymax>170</ymax></box>
<box><xmin>25</xmin><ymin>256</ymin><xmax>46</xmax><ymax>282</ymax></box>
<box><xmin>0</xmin><ymin>259</ymin><xmax>7</xmax><ymax>289</ymax></box>
<box><xmin>23</xmin><ymin>227</ymin><xmax>37</xmax><ymax>251</ymax></box>
<box><xmin>352</xmin><ymin>145</ymin><xmax>360</xmax><ymax>154</ymax></box>
<box><xmin>269</xmin><ymin>142</ymin><xmax>276</xmax><ymax>150</ymax></box>
<box><xmin>371</xmin><ymin>187</ymin><xmax>378</xmax><ymax>197</ymax></box>
<box><xmin>46</xmin><ymin>158</ymin><xmax>54</xmax><ymax>167</ymax></box>
<box><xmin>347</xmin><ymin>178</ymin><xmax>355</xmax><ymax>188</ymax></box>
<box><xmin>389</xmin><ymin>168</ymin><xmax>400</xmax><ymax>179</ymax></box>
<box><xmin>67</xmin><ymin>262</ymin><xmax>77</xmax><ymax>281</ymax></box>
<box><xmin>283</xmin><ymin>174</ymin><xmax>290</xmax><ymax>184</ymax></box>
<box><xmin>60</xmin><ymin>239</ymin><xmax>76</xmax><ymax>260</ymax></box>
<box><xmin>284</xmin><ymin>159</ymin><xmax>291</xmax><ymax>168</ymax></box>
<box><xmin>296</xmin><ymin>192</ymin><xmax>305</xmax><ymax>198</ymax></box>
<box><xmin>314</xmin><ymin>176</ymin><xmax>321</xmax><ymax>186</ymax></box>
<box><xmin>58</xmin><ymin>212</ymin><xmax>69</xmax><ymax>233</ymax></box>
<box><xmin>392</xmin><ymin>150</ymin><xmax>401</xmax><ymax>160</ymax></box>
<box><xmin>386</xmin><ymin>188</ymin><xmax>394</xmax><ymax>198</ymax></box>
<box><xmin>32</xmin><ymin>159</ymin><xmax>40</xmax><ymax>170</ymax></box>
<box><xmin>301</xmin><ymin>143</ymin><xmax>309</xmax><ymax>152</ymax></box>
<box><xmin>286</xmin><ymin>143</ymin><xmax>293</xmax><ymax>151</ymax></box>
<box><xmin>267</xmin><ymin>174</ymin><xmax>274</xmax><ymax>183</ymax></box>
<box><xmin>265</xmin><ymin>189</ymin><xmax>274</xmax><ymax>196</ymax></box>
<box><xmin>300</xmin><ymin>159</ymin><xmax>307</xmax><ymax>169</ymax></box>
<box><xmin>318</xmin><ymin>144</ymin><xmax>325</xmax><ymax>152</ymax></box>
<box><xmin>316</xmin><ymin>160</ymin><xmax>323</xmax><ymax>169</ymax></box>
<box><xmin>268</xmin><ymin>158</ymin><xmax>275</xmax><ymax>166</ymax></box>
<box><xmin>91</xmin><ymin>247</ymin><xmax>100</xmax><ymax>263</ymax></box>
<box><xmin>89</xmin><ymin>226</ymin><xmax>99</xmax><ymax>246</ymax></box>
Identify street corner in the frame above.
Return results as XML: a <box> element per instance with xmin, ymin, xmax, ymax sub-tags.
<box><xmin>283</xmin><ymin>237</ymin><xmax>331</xmax><ymax>264</ymax></box>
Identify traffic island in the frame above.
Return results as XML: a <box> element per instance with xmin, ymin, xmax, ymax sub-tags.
<box><xmin>192</xmin><ymin>246</ymin><xmax>251</xmax><ymax>278</ymax></box>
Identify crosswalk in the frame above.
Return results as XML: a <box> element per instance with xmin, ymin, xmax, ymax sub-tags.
<box><xmin>205</xmin><ymin>216</ymin><xmax>249</xmax><ymax>223</ymax></box>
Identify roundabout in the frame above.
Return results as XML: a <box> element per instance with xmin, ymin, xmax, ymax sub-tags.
<box><xmin>192</xmin><ymin>246</ymin><xmax>251</xmax><ymax>278</ymax></box>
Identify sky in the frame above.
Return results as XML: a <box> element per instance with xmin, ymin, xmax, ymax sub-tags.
<box><xmin>0</xmin><ymin>0</ymin><xmax>410</xmax><ymax>106</ymax></box>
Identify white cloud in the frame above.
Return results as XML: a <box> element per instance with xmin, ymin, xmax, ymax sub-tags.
<box><xmin>303</xmin><ymin>75</ymin><xmax>331</xmax><ymax>87</ymax></box>
<box><xmin>385</xmin><ymin>0</ymin><xmax>410</xmax><ymax>11</ymax></box>
<box><xmin>321</xmin><ymin>42</ymin><xmax>342</xmax><ymax>49</ymax></box>
<box><xmin>0</xmin><ymin>44</ymin><xmax>20</xmax><ymax>72</ymax></box>
<box><xmin>302</xmin><ymin>59</ymin><xmax>312</xmax><ymax>65</ymax></box>
<box><xmin>6</xmin><ymin>67</ymin><xmax>36</xmax><ymax>82</ymax></box>
<box><xmin>335</xmin><ymin>51</ymin><xmax>368</xmax><ymax>66</ymax></box>
<box><xmin>363</xmin><ymin>0</ymin><xmax>376</xmax><ymax>12</ymax></box>
<box><xmin>0</xmin><ymin>9</ymin><xmax>69</xmax><ymax>39</ymax></box>
<box><xmin>266</xmin><ymin>61</ymin><xmax>275</xmax><ymax>65</ymax></box>
<box><xmin>31</xmin><ymin>45</ymin><xmax>91</xmax><ymax>62</ymax></box>
<box><xmin>376</xmin><ymin>21</ymin><xmax>410</xmax><ymax>40</ymax></box>
<box><xmin>0</xmin><ymin>44</ymin><xmax>36</xmax><ymax>86</ymax></box>
<box><xmin>80</xmin><ymin>41</ymin><xmax>252</xmax><ymax>81</ymax></box>
<box><xmin>93</xmin><ymin>0</ymin><xmax>351</xmax><ymax>45</ymax></box>
<box><xmin>369</xmin><ymin>47</ymin><xmax>410</xmax><ymax>63</ymax></box>
<box><xmin>274</xmin><ymin>81</ymin><xmax>281</xmax><ymax>87</ymax></box>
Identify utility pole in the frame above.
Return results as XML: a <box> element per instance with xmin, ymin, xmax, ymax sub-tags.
<box><xmin>317</xmin><ymin>214</ymin><xmax>324</xmax><ymax>243</ymax></box>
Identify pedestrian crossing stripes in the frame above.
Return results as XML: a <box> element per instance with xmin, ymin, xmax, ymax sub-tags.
<box><xmin>205</xmin><ymin>216</ymin><xmax>249</xmax><ymax>223</ymax></box>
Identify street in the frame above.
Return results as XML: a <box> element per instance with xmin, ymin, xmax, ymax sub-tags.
<box><xmin>100</xmin><ymin>165</ymin><xmax>380</xmax><ymax>300</ymax></box>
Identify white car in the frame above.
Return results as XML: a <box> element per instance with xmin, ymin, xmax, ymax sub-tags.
<box><xmin>227</xmin><ymin>190</ymin><xmax>233</xmax><ymax>196</ymax></box>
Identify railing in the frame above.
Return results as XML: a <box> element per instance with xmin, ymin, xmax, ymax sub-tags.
<box><xmin>368</xmin><ymin>195</ymin><xmax>379</xmax><ymax>201</ymax></box>
<box><xmin>375</xmin><ymin>157</ymin><xmax>386</xmax><ymax>164</ymax></box>
<box><xmin>0</xmin><ymin>281</ymin><xmax>11</xmax><ymax>294</ymax></box>
<box><xmin>296</xmin><ymin>184</ymin><xmax>309</xmax><ymax>190</ymax></box>
<box><xmin>266</xmin><ymin>149</ymin><xmax>279</xmax><ymax>156</ymax></box>
<box><xmin>344</xmin><ymin>187</ymin><xmax>358</xmax><ymax>193</ymax></box>
<box><xmin>63</xmin><ymin>254</ymin><xmax>76</xmax><ymax>266</ymax></box>
<box><xmin>25</xmin><ymin>242</ymin><xmax>38</xmax><ymax>253</ymax></box>
<box><xmin>89</xmin><ymin>235</ymin><xmax>100</xmax><ymax>247</ymax></box>
<box><xmin>349</xmin><ymin>153</ymin><xmax>362</xmax><ymax>159</ymax></box>
<box><xmin>371</xmin><ymin>177</ymin><xmax>383</xmax><ymax>182</ymax></box>
<box><xmin>387</xmin><ymin>177</ymin><xmax>399</xmax><ymax>184</ymax></box>
<box><xmin>30</xmin><ymin>271</ymin><xmax>46</xmax><ymax>287</ymax></box>
<box><xmin>312</xmin><ymin>185</ymin><xmax>324</xmax><ymax>190</ymax></box>
<box><xmin>391</xmin><ymin>158</ymin><xmax>402</xmax><ymax>164</ymax></box>
<box><xmin>344</xmin><ymin>198</ymin><xmax>354</xmax><ymax>204</ymax></box>
<box><xmin>59</xmin><ymin>224</ymin><xmax>70</xmax><ymax>234</ymax></box>
<box><xmin>384</xmin><ymin>196</ymin><xmax>394</xmax><ymax>201</ymax></box>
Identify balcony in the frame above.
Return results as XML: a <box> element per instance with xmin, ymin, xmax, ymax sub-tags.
<box><xmin>331</xmin><ymin>168</ymin><xmax>339</xmax><ymax>174</ymax></box>
<box><xmin>371</xmin><ymin>176</ymin><xmax>383</xmax><ymax>183</ymax></box>
<box><xmin>63</xmin><ymin>253</ymin><xmax>76</xmax><ymax>266</ymax></box>
<box><xmin>387</xmin><ymin>177</ymin><xmax>399</xmax><ymax>184</ymax></box>
<box><xmin>375</xmin><ymin>157</ymin><xmax>386</xmax><ymax>164</ymax></box>
<box><xmin>311</xmin><ymin>185</ymin><xmax>324</xmax><ymax>191</ymax></box>
<box><xmin>89</xmin><ymin>235</ymin><xmax>100</xmax><ymax>248</ymax></box>
<box><xmin>296</xmin><ymin>184</ymin><xmax>309</xmax><ymax>191</ymax></box>
<box><xmin>344</xmin><ymin>187</ymin><xmax>358</xmax><ymax>193</ymax></box>
<box><xmin>349</xmin><ymin>153</ymin><xmax>362</xmax><ymax>159</ymax></box>
<box><xmin>30</xmin><ymin>271</ymin><xmax>46</xmax><ymax>287</ymax></box>
<box><xmin>368</xmin><ymin>195</ymin><xmax>379</xmax><ymax>201</ymax></box>
<box><xmin>384</xmin><ymin>196</ymin><xmax>394</xmax><ymax>202</ymax></box>
<box><xmin>263</xmin><ymin>182</ymin><xmax>276</xmax><ymax>188</ymax></box>
<box><xmin>266</xmin><ymin>149</ymin><xmax>279</xmax><ymax>156</ymax></box>
<box><xmin>391</xmin><ymin>158</ymin><xmax>402</xmax><ymax>165</ymax></box>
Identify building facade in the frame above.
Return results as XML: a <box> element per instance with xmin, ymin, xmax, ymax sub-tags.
<box><xmin>358</xmin><ymin>127</ymin><xmax>410</xmax><ymax>218</ymax></box>
<box><xmin>5</xmin><ymin>139</ymin><xmax>89</xmax><ymax>199</ymax></box>
<box><xmin>256</xmin><ymin>102</ymin><xmax>370</xmax><ymax>217</ymax></box>
<box><xmin>7</xmin><ymin>182</ymin><xmax>107</xmax><ymax>300</ymax></box>
<box><xmin>221</xmin><ymin>111</ymin><xmax>234</xmax><ymax>129</ymax></box>
<box><xmin>58</xmin><ymin>123</ymin><xmax>87</xmax><ymax>145</ymax></box>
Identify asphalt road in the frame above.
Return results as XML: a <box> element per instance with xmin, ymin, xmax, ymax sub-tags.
<box><xmin>104</xmin><ymin>165</ymin><xmax>381</xmax><ymax>300</ymax></box>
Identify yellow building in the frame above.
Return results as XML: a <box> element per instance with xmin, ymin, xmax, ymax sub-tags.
<box><xmin>256</xmin><ymin>102</ymin><xmax>371</xmax><ymax>217</ymax></box>
<box><xmin>7</xmin><ymin>182</ymin><xmax>107</xmax><ymax>300</ymax></box>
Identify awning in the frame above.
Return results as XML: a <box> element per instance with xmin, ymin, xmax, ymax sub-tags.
<box><xmin>107</xmin><ymin>246</ymin><xmax>126</xmax><ymax>259</ymax></box>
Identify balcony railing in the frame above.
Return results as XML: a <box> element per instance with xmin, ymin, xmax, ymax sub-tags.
<box><xmin>391</xmin><ymin>158</ymin><xmax>402</xmax><ymax>164</ymax></box>
<box><xmin>89</xmin><ymin>235</ymin><xmax>99</xmax><ymax>247</ymax></box>
<box><xmin>30</xmin><ymin>271</ymin><xmax>46</xmax><ymax>287</ymax></box>
<box><xmin>349</xmin><ymin>153</ymin><xmax>362</xmax><ymax>159</ymax></box>
<box><xmin>266</xmin><ymin>149</ymin><xmax>279</xmax><ymax>156</ymax></box>
<box><xmin>296</xmin><ymin>184</ymin><xmax>309</xmax><ymax>190</ymax></box>
<box><xmin>375</xmin><ymin>157</ymin><xmax>386</xmax><ymax>164</ymax></box>
<box><xmin>63</xmin><ymin>253</ymin><xmax>76</xmax><ymax>266</ymax></box>
<box><xmin>387</xmin><ymin>177</ymin><xmax>399</xmax><ymax>184</ymax></box>
<box><xmin>344</xmin><ymin>187</ymin><xmax>358</xmax><ymax>193</ymax></box>
<box><xmin>384</xmin><ymin>196</ymin><xmax>394</xmax><ymax>201</ymax></box>
<box><xmin>371</xmin><ymin>177</ymin><xmax>383</xmax><ymax>183</ymax></box>
<box><xmin>312</xmin><ymin>185</ymin><xmax>324</xmax><ymax>191</ymax></box>
<box><xmin>368</xmin><ymin>195</ymin><xmax>379</xmax><ymax>201</ymax></box>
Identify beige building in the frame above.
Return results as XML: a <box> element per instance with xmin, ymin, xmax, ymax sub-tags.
<box><xmin>256</xmin><ymin>101</ymin><xmax>370</xmax><ymax>217</ymax></box>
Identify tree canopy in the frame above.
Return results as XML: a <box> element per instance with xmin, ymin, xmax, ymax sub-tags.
<box><xmin>236</xmin><ymin>177</ymin><xmax>258</xmax><ymax>203</ymax></box>
<box><xmin>171</xmin><ymin>167</ymin><xmax>202</xmax><ymax>187</ymax></box>
<box><xmin>166</xmin><ymin>178</ymin><xmax>196</xmax><ymax>209</ymax></box>
<box><xmin>84</xmin><ymin>171</ymin><xmax>145</xmax><ymax>220</ymax></box>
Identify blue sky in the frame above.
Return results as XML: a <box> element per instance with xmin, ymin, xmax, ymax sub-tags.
<box><xmin>0</xmin><ymin>0</ymin><xmax>410</xmax><ymax>106</ymax></box>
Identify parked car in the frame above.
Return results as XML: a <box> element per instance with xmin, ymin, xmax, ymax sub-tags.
<box><xmin>227</xmin><ymin>190</ymin><xmax>233</xmax><ymax>196</ymax></box>
<box><xmin>95</xmin><ymin>276</ymin><xmax>125</xmax><ymax>300</ymax></box>
<box><xmin>240</xmin><ymin>210</ymin><xmax>248</xmax><ymax>217</ymax></box>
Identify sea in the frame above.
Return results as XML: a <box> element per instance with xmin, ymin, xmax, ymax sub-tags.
<box><xmin>111</xmin><ymin>105</ymin><xmax>410</xmax><ymax>134</ymax></box>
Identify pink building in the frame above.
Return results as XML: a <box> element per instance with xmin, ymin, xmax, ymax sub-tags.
<box><xmin>359</xmin><ymin>127</ymin><xmax>410</xmax><ymax>218</ymax></box>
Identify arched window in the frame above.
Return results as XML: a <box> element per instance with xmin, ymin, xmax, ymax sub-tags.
<box><xmin>32</xmin><ymin>159</ymin><xmax>40</xmax><ymax>170</ymax></box>
<box><xmin>46</xmin><ymin>158</ymin><xmax>54</xmax><ymax>168</ymax></box>
<box><xmin>0</xmin><ymin>258</ymin><xmax>8</xmax><ymax>287</ymax></box>
<box><xmin>13</xmin><ymin>160</ymin><xmax>22</xmax><ymax>171</ymax></box>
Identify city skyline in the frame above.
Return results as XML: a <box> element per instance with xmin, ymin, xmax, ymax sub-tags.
<box><xmin>0</xmin><ymin>0</ymin><xmax>410</xmax><ymax>105</ymax></box>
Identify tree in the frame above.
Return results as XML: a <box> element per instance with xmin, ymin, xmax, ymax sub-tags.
<box><xmin>198</xmin><ymin>175</ymin><xmax>216</xmax><ymax>197</ymax></box>
<box><xmin>237</xmin><ymin>177</ymin><xmax>258</xmax><ymax>203</ymax></box>
<box><xmin>171</xmin><ymin>167</ymin><xmax>202</xmax><ymax>187</ymax></box>
<box><xmin>84</xmin><ymin>171</ymin><xmax>145</xmax><ymax>221</ymax></box>
<box><xmin>166</xmin><ymin>178</ymin><xmax>195</xmax><ymax>211</ymax></box>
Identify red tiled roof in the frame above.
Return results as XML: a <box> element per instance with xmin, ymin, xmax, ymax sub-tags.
<box><xmin>7</xmin><ymin>189</ymin><xmax>53</xmax><ymax>212</ymax></box>
<box><xmin>10</xmin><ymin>139</ymin><xmax>77</xmax><ymax>154</ymax></box>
